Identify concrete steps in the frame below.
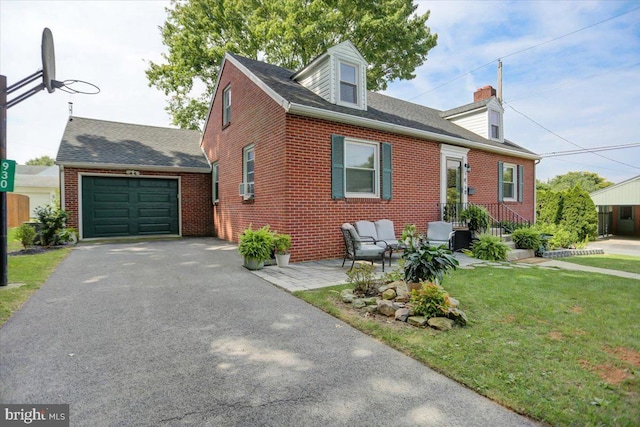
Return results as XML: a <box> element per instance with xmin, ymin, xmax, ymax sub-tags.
<box><xmin>501</xmin><ymin>233</ymin><xmax>534</xmax><ymax>261</ymax></box>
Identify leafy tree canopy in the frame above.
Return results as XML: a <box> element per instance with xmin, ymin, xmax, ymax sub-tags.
<box><xmin>25</xmin><ymin>155</ymin><xmax>55</xmax><ymax>166</ymax></box>
<box><xmin>539</xmin><ymin>171</ymin><xmax>613</xmax><ymax>193</ymax></box>
<box><xmin>147</xmin><ymin>0</ymin><xmax>438</xmax><ymax>129</ymax></box>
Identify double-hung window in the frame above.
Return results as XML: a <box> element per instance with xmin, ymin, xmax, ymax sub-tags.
<box><xmin>498</xmin><ymin>162</ymin><xmax>523</xmax><ymax>202</ymax></box>
<box><xmin>489</xmin><ymin>110</ymin><xmax>500</xmax><ymax>140</ymax></box>
<box><xmin>339</xmin><ymin>62</ymin><xmax>358</xmax><ymax>105</ymax></box>
<box><xmin>345</xmin><ymin>139</ymin><xmax>378</xmax><ymax>197</ymax></box>
<box><xmin>212</xmin><ymin>162</ymin><xmax>219</xmax><ymax>202</ymax></box>
<box><xmin>222</xmin><ymin>86</ymin><xmax>231</xmax><ymax>126</ymax></box>
<box><xmin>242</xmin><ymin>145</ymin><xmax>254</xmax><ymax>197</ymax></box>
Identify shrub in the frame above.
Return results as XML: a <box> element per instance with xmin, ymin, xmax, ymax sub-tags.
<box><xmin>15</xmin><ymin>223</ymin><xmax>36</xmax><ymax>249</ymax></box>
<box><xmin>34</xmin><ymin>205</ymin><xmax>68</xmax><ymax>247</ymax></box>
<box><xmin>272</xmin><ymin>232</ymin><xmax>292</xmax><ymax>255</ymax></box>
<box><xmin>346</xmin><ymin>262</ymin><xmax>378</xmax><ymax>296</ymax></box>
<box><xmin>512</xmin><ymin>228</ymin><xmax>541</xmax><ymax>250</ymax></box>
<box><xmin>381</xmin><ymin>267</ymin><xmax>403</xmax><ymax>284</ymax></box>
<box><xmin>559</xmin><ymin>186</ymin><xmax>598</xmax><ymax>241</ymax></box>
<box><xmin>402</xmin><ymin>245</ymin><xmax>458</xmax><ymax>284</ymax></box>
<box><xmin>469</xmin><ymin>234</ymin><xmax>509</xmax><ymax>261</ymax></box>
<box><xmin>238</xmin><ymin>225</ymin><xmax>274</xmax><ymax>262</ymax></box>
<box><xmin>460</xmin><ymin>205</ymin><xmax>490</xmax><ymax>233</ymax></box>
<box><xmin>533</xmin><ymin>224</ymin><xmax>578</xmax><ymax>250</ymax></box>
<box><xmin>409</xmin><ymin>282</ymin><xmax>450</xmax><ymax>318</ymax></box>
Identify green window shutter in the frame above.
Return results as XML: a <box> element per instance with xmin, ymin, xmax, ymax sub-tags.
<box><xmin>331</xmin><ymin>135</ymin><xmax>345</xmax><ymax>199</ymax></box>
<box><xmin>381</xmin><ymin>142</ymin><xmax>392</xmax><ymax>200</ymax></box>
<box><xmin>497</xmin><ymin>161</ymin><xmax>504</xmax><ymax>202</ymax></box>
<box><xmin>517</xmin><ymin>165</ymin><xmax>524</xmax><ymax>203</ymax></box>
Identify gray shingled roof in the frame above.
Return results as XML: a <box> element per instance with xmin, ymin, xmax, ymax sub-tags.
<box><xmin>230</xmin><ymin>54</ymin><xmax>536</xmax><ymax>157</ymax></box>
<box><xmin>440</xmin><ymin>98</ymin><xmax>493</xmax><ymax>118</ymax></box>
<box><xmin>56</xmin><ymin>117</ymin><xmax>209</xmax><ymax>171</ymax></box>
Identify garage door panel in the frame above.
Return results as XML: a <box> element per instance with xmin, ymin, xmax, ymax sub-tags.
<box><xmin>82</xmin><ymin>176</ymin><xmax>179</xmax><ymax>238</ymax></box>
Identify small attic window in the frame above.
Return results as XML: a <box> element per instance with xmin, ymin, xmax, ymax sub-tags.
<box><xmin>339</xmin><ymin>62</ymin><xmax>358</xmax><ymax>104</ymax></box>
<box><xmin>489</xmin><ymin>110</ymin><xmax>500</xmax><ymax>140</ymax></box>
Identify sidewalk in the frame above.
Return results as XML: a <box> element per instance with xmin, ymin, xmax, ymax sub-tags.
<box><xmin>252</xmin><ymin>252</ymin><xmax>639</xmax><ymax>292</ymax></box>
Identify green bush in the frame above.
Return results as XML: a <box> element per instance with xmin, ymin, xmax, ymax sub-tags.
<box><xmin>272</xmin><ymin>232</ymin><xmax>292</xmax><ymax>254</ymax></box>
<box><xmin>469</xmin><ymin>234</ymin><xmax>509</xmax><ymax>261</ymax></box>
<box><xmin>536</xmin><ymin>189</ymin><xmax>563</xmax><ymax>225</ymax></box>
<box><xmin>409</xmin><ymin>282</ymin><xmax>450</xmax><ymax>318</ymax></box>
<box><xmin>402</xmin><ymin>245</ymin><xmax>458</xmax><ymax>285</ymax></box>
<box><xmin>512</xmin><ymin>228</ymin><xmax>541</xmax><ymax>250</ymax></box>
<box><xmin>238</xmin><ymin>225</ymin><xmax>274</xmax><ymax>262</ymax></box>
<box><xmin>34</xmin><ymin>205</ymin><xmax>68</xmax><ymax>247</ymax></box>
<box><xmin>15</xmin><ymin>223</ymin><xmax>37</xmax><ymax>249</ymax></box>
<box><xmin>559</xmin><ymin>186</ymin><xmax>597</xmax><ymax>241</ymax></box>
<box><xmin>460</xmin><ymin>205</ymin><xmax>490</xmax><ymax>233</ymax></box>
<box><xmin>346</xmin><ymin>262</ymin><xmax>378</xmax><ymax>296</ymax></box>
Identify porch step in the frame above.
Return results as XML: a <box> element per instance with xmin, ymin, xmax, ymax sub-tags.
<box><xmin>508</xmin><ymin>248</ymin><xmax>535</xmax><ymax>261</ymax></box>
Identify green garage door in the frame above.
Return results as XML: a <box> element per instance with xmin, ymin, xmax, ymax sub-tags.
<box><xmin>82</xmin><ymin>176</ymin><xmax>179</xmax><ymax>238</ymax></box>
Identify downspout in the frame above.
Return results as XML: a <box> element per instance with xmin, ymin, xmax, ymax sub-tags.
<box><xmin>534</xmin><ymin>159</ymin><xmax>541</xmax><ymax>225</ymax></box>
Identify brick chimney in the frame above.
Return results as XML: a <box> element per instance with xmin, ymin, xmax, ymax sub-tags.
<box><xmin>474</xmin><ymin>85</ymin><xmax>496</xmax><ymax>102</ymax></box>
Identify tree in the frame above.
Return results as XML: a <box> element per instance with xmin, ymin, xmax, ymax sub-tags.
<box><xmin>25</xmin><ymin>155</ymin><xmax>55</xmax><ymax>166</ymax></box>
<box><xmin>545</xmin><ymin>171</ymin><xmax>613</xmax><ymax>193</ymax></box>
<box><xmin>147</xmin><ymin>0</ymin><xmax>438</xmax><ymax>129</ymax></box>
<box><xmin>559</xmin><ymin>186</ymin><xmax>598</xmax><ymax>241</ymax></box>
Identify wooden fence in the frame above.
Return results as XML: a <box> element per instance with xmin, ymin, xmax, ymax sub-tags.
<box><xmin>7</xmin><ymin>193</ymin><xmax>30</xmax><ymax>227</ymax></box>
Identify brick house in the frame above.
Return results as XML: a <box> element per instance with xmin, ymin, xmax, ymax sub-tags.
<box><xmin>56</xmin><ymin>117</ymin><xmax>212</xmax><ymax>239</ymax></box>
<box><xmin>201</xmin><ymin>41</ymin><xmax>539</xmax><ymax>262</ymax></box>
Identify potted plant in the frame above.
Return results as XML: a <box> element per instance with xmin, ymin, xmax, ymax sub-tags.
<box><xmin>273</xmin><ymin>232</ymin><xmax>292</xmax><ymax>268</ymax></box>
<box><xmin>238</xmin><ymin>225</ymin><xmax>274</xmax><ymax>270</ymax></box>
<box><xmin>460</xmin><ymin>204</ymin><xmax>490</xmax><ymax>236</ymax></box>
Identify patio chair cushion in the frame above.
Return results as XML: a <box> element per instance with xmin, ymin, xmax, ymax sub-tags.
<box><xmin>427</xmin><ymin>221</ymin><xmax>455</xmax><ymax>248</ymax></box>
<box><xmin>354</xmin><ymin>220</ymin><xmax>378</xmax><ymax>240</ymax></box>
<box><xmin>342</xmin><ymin>223</ymin><xmax>363</xmax><ymax>249</ymax></box>
<box><xmin>355</xmin><ymin>243</ymin><xmax>386</xmax><ymax>257</ymax></box>
<box><xmin>374</xmin><ymin>219</ymin><xmax>399</xmax><ymax>248</ymax></box>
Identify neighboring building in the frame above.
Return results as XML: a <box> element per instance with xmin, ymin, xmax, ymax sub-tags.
<box><xmin>14</xmin><ymin>165</ymin><xmax>59</xmax><ymax>217</ymax></box>
<box><xmin>201</xmin><ymin>41</ymin><xmax>539</xmax><ymax>262</ymax></box>
<box><xmin>590</xmin><ymin>175</ymin><xmax>640</xmax><ymax>237</ymax></box>
<box><xmin>56</xmin><ymin>117</ymin><xmax>212</xmax><ymax>239</ymax></box>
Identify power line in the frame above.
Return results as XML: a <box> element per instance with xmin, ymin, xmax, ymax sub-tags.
<box><xmin>505</xmin><ymin>102</ymin><xmax>640</xmax><ymax>170</ymax></box>
<box><xmin>540</xmin><ymin>142</ymin><xmax>640</xmax><ymax>157</ymax></box>
<box><xmin>408</xmin><ymin>5</ymin><xmax>640</xmax><ymax>101</ymax></box>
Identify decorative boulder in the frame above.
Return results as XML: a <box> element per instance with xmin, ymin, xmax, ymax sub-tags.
<box><xmin>353</xmin><ymin>299</ymin><xmax>367</xmax><ymax>309</ymax></box>
<box><xmin>428</xmin><ymin>317</ymin><xmax>454</xmax><ymax>331</ymax></box>
<box><xmin>395</xmin><ymin>308</ymin><xmax>410</xmax><ymax>322</ymax></box>
<box><xmin>382</xmin><ymin>289</ymin><xmax>396</xmax><ymax>300</ymax></box>
<box><xmin>341</xmin><ymin>289</ymin><xmax>355</xmax><ymax>303</ymax></box>
<box><xmin>377</xmin><ymin>300</ymin><xmax>396</xmax><ymax>317</ymax></box>
<box><xmin>407</xmin><ymin>316</ymin><xmax>428</xmax><ymax>327</ymax></box>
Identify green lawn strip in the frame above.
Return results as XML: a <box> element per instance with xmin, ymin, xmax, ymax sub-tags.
<box><xmin>561</xmin><ymin>254</ymin><xmax>640</xmax><ymax>275</ymax></box>
<box><xmin>295</xmin><ymin>267</ymin><xmax>640</xmax><ymax>426</ymax></box>
<box><xmin>0</xmin><ymin>248</ymin><xmax>71</xmax><ymax>326</ymax></box>
<box><xmin>7</xmin><ymin>227</ymin><xmax>22</xmax><ymax>253</ymax></box>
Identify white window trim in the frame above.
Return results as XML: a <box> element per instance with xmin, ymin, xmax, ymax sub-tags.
<box><xmin>212</xmin><ymin>162</ymin><xmax>219</xmax><ymax>203</ymax></box>
<box><xmin>489</xmin><ymin>109</ymin><xmax>501</xmax><ymax>141</ymax></box>
<box><xmin>243</xmin><ymin>145</ymin><xmax>254</xmax><ymax>196</ymax></box>
<box><xmin>344</xmin><ymin>137</ymin><xmax>379</xmax><ymax>198</ymax></box>
<box><xmin>502</xmin><ymin>162</ymin><xmax>517</xmax><ymax>202</ymax></box>
<box><xmin>336</xmin><ymin>59</ymin><xmax>361</xmax><ymax>108</ymax></box>
<box><xmin>223</xmin><ymin>86</ymin><xmax>231</xmax><ymax>126</ymax></box>
<box><xmin>440</xmin><ymin>144</ymin><xmax>469</xmax><ymax>205</ymax></box>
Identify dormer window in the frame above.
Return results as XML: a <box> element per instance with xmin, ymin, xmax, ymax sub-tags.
<box><xmin>339</xmin><ymin>62</ymin><xmax>358</xmax><ymax>104</ymax></box>
<box><xmin>489</xmin><ymin>110</ymin><xmax>500</xmax><ymax>140</ymax></box>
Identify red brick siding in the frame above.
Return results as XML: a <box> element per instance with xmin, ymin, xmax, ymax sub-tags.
<box><xmin>62</xmin><ymin>168</ymin><xmax>212</xmax><ymax>238</ymax></box>
<box><xmin>201</xmin><ymin>60</ymin><xmax>536</xmax><ymax>262</ymax></box>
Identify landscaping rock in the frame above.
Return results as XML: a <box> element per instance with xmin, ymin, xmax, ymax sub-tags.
<box><xmin>353</xmin><ymin>299</ymin><xmax>367</xmax><ymax>309</ymax></box>
<box><xmin>363</xmin><ymin>297</ymin><xmax>378</xmax><ymax>306</ymax></box>
<box><xmin>428</xmin><ymin>317</ymin><xmax>454</xmax><ymax>331</ymax></box>
<box><xmin>408</xmin><ymin>316</ymin><xmax>428</xmax><ymax>327</ymax></box>
<box><xmin>448</xmin><ymin>297</ymin><xmax>459</xmax><ymax>308</ymax></box>
<box><xmin>395</xmin><ymin>285</ymin><xmax>409</xmax><ymax>302</ymax></box>
<box><xmin>382</xmin><ymin>289</ymin><xmax>397</xmax><ymax>300</ymax></box>
<box><xmin>341</xmin><ymin>289</ymin><xmax>355</xmax><ymax>303</ymax></box>
<box><xmin>363</xmin><ymin>305</ymin><xmax>378</xmax><ymax>314</ymax></box>
<box><xmin>447</xmin><ymin>308</ymin><xmax>467</xmax><ymax>326</ymax></box>
<box><xmin>395</xmin><ymin>308</ymin><xmax>410</xmax><ymax>322</ymax></box>
<box><xmin>377</xmin><ymin>300</ymin><xmax>396</xmax><ymax>317</ymax></box>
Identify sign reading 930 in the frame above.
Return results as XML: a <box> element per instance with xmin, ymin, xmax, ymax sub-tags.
<box><xmin>0</xmin><ymin>159</ymin><xmax>16</xmax><ymax>192</ymax></box>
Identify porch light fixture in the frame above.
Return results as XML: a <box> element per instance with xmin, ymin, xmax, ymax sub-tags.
<box><xmin>465</xmin><ymin>163</ymin><xmax>471</xmax><ymax>173</ymax></box>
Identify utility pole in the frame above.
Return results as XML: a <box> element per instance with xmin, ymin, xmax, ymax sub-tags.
<box><xmin>497</xmin><ymin>60</ymin><xmax>503</xmax><ymax>104</ymax></box>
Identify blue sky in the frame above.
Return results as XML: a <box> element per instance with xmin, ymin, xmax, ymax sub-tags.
<box><xmin>2</xmin><ymin>0</ymin><xmax>639</xmax><ymax>183</ymax></box>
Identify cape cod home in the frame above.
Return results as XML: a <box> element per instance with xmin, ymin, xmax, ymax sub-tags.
<box><xmin>201</xmin><ymin>41</ymin><xmax>540</xmax><ymax>262</ymax></box>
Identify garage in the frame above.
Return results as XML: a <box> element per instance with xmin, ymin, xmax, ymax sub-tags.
<box><xmin>82</xmin><ymin>176</ymin><xmax>179</xmax><ymax>238</ymax></box>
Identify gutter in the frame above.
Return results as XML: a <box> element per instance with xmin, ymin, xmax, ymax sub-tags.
<box><xmin>57</xmin><ymin>162</ymin><xmax>211</xmax><ymax>174</ymax></box>
<box><xmin>286</xmin><ymin>103</ymin><xmax>541</xmax><ymax>160</ymax></box>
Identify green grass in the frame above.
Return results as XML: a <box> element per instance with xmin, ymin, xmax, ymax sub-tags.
<box><xmin>295</xmin><ymin>266</ymin><xmax>640</xmax><ymax>426</ymax></box>
<box><xmin>561</xmin><ymin>254</ymin><xmax>640</xmax><ymax>275</ymax></box>
<box><xmin>0</xmin><ymin>228</ymin><xmax>72</xmax><ymax>326</ymax></box>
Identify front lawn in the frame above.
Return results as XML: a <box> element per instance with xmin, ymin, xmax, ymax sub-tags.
<box><xmin>561</xmin><ymin>254</ymin><xmax>640</xmax><ymax>275</ymax></box>
<box><xmin>295</xmin><ymin>265</ymin><xmax>640</xmax><ymax>426</ymax></box>
<box><xmin>0</xmin><ymin>228</ymin><xmax>71</xmax><ymax>326</ymax></box>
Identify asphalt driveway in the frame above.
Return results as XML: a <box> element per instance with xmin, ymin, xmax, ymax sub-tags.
<box><xmin>0</xmin><ymin>238</ymin><xmax>538</xmax><ymax>426</ymax></box>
